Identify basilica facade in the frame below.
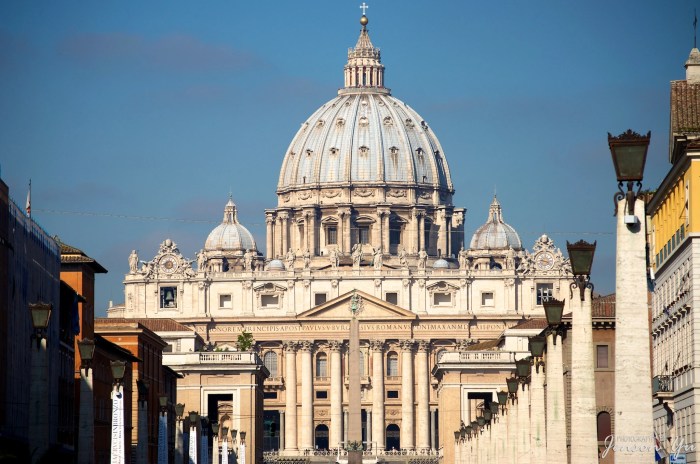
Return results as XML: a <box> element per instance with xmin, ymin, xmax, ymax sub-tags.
<box><xmin>109</xmin><ymin>13</ymin><xmax>574</xmax><ymax>462</ymax></box>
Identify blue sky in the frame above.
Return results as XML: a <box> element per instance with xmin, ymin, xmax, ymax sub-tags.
<box><xmin>1</xmin><ymin>1</ymin><xmax>695</xmax><ymax>315</ymax></box>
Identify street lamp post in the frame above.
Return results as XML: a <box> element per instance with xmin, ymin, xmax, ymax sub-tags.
<box><xmin>567</xmin><ymin>239</ymin><xmax>598</xmax><ymax>464</ymax></box>
<box><xmin>28</xmin><ymin>302</ymin><xmax>52</xmax><ymax>464</ymax></box>
<box><xmin>543</xmin><ymin>297</ymin><xmax>568</xmax><ymax>461</ymax></box>
<box><xmin>110</xmin><ymin>360</ymin><xmax>127</xmax><ymax>464</ymax></box>
<box><xmin>158</xmin><ymin>395</ymin><xmax>168</xmax><ymax>464</ymax></box>
<box><xmin>77</xmin><ymin>338</ymin><xmax>96</xmax><ymax>464</ymax></box>
<box><xmin>240</xmin><ymin>431</ymin><xmax>247</xmax><ymax>464</ymax></box>
<box><xmin>210</xmin><ymin>421</ymin><xmax>219</xmax><ymax>464</ymax></box>
<box><xmin>609</xmin><ymin>129</ymin><xmax>654</xmax><ymax>462</ymax></box>
<box><xmin>174</xmin><ymin>403</ymin><xmax>185</xmax><ymax>464</ymax></box>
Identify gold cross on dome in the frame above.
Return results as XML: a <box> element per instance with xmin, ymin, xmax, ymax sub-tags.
<box><xmin>359</xmin><ymin>2</ymin><xmax>369</xmax><ymax>15</ymax></box>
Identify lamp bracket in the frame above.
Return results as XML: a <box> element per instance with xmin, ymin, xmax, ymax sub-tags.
<box><xmin>614</xmin><ymin>180</ymin><xmax>642</xmax><ymax>216</ymax></box>
<box><xmin>570</xmin><ymin>275</ymin><xmax>593</xmax><ymax>301</ymax></box>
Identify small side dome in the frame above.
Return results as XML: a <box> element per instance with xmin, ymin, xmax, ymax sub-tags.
<box><xmin>433</xmin><ymin>258</ymin><xmax>450</xmax><ymax>269</ymax></box>
<box><xmin>470</xmin><ymin>197</ymin><xmax>522</xmax><ymax>250</ymax></box>
<box><xmin>267</xmin><ymin>259</ymin><xmax>285</xmax><ymax>271</ymax></box>
<box><xmin>204</xmin><ymin>197</ymin><xmax>257</xmax><ymax>253</ymax></box>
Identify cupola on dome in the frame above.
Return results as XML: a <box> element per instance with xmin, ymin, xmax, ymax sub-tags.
<box><xmin>470</xmin><ymin>197</ymin><xmax>522</xmax><ymax>250</ymax></box>
<box><xmin>204</xmin><ymin>197</ymin><xmax>257</xmax><ymax>253</ymax></box>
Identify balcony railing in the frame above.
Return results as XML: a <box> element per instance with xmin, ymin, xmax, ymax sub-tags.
<box><xmin>652</xmin><ymin>375</ymin><xmax>673</xmax><ymax>396</ymax></box>
<box><xmin>164</xmin><ymin>351</ymin><xmax>262</xmax><ymax>366</ymax></box>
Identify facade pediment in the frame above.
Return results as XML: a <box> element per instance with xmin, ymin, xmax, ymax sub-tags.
<box><xmin>298</xmin><ymin>290</ymin><xmax>416</xmax><ymax>320</ymax></box>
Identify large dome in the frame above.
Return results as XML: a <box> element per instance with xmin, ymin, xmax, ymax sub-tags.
<box><xmin>205</xmin><ymin>197</ymin><xmax>257</xmax><ymax>253</ymax></box>
<box><xmin>276</xmin><ymin>16</ymin><xmax>453</xmax><ymax>207</ymax></box>
<box><xmin>470</xmin><ymin>197</ymin><xmax>522</xmax><ymax>250</ymax></box>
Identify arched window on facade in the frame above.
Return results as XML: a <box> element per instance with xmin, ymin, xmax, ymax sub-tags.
<box><xmin>597</xmin><ymin>411</ymin><xmax>612</xmax><ymax>442</ymax></box>
<box><xmin>316</xmin><ymin>352</ymin><xmax>328</xmax><ymax>378</ymax></box>
<box><xmin>387</xmin><ymin>352</ymin><xmax>399</xmax><ymax>377</ymax></box>
<box><xmin>263</xmin><ymin>351</ymin><xmax>278</xmax><ymax>377</ymax></box>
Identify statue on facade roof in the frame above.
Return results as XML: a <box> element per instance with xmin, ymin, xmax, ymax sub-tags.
<box><xmin>351</xmin><ymin>244</ymin><xmax>363</xmax><ymax>269</ymax></box>
<box><xmin>286</xmin><ymin>248</ymin><xmax>296</xmax><ymax>270</ymax></box>
<box><xmin>372</xmin><ymin>246</ymin><xmax>383</xmax><ymax>269</ymax></box>
<box><xmin>458</xmin><ymin>246</ymin><xmax>468</xmax><ymax>270</ymax></box>
<box><xmin>129</xmin><ymin>250</ymin><xmax>139</xmax><ymax>274</ymax></box>
<box><xmin>329</xmin><ymin>248</ymin><xmax>340</xmax><ymax>269</ymax></box>
<box><xmin>418</xmin><ymin>249</ymin><xmax>428</xmax><ymax>270</ymax></box>
<box><xmin>398</xmin><ymin>247</ymin><xmax>408</xmax><ymax>269</ymax></box>
<box><xmin>303</xmin><ymin>249</ymin><xmax>311</xmax><ymax>269</ymax></box>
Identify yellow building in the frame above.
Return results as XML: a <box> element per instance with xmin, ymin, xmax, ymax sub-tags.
<box><xmin>648</xmin><ymin>46</ymin><xmax>700</xmax><ymax>462</ymax></box>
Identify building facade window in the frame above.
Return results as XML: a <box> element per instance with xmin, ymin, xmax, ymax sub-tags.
<box><xmin>387</xmin><ymin>352</ymin><xmax>399</xmax><ymax>376</ymax></box>
<box><xmin>481</xmin><ymin>292</ymin><xmax>494</xmax><ymax>307</ymax></box>
<box><xmin>596</xmin><ymin>345</ymin><xmax>610</xmax><ymax>369</ymax></box>
<box><xmin>359</xmin><ymin>226</ymin><xmax>370</xmax><ymax>244</ymax></box>
<box><xmin>536</xmin><ymin>283</ymin><xmax>553</xmax><ymax>305</ymax></box>
<box><xmin>385</xmin><ymin>292</ymin><xmax>398</xmax><ymax>305</ymax></box>
<box><xmin>316</xmin><ymin>352</ymin><xmax>328</xmax><ymax>377</ymax></box>
<box><xmin>219</xmin><ymin>294</ymin><xmax>232</xmax><ymax>309</ymax></box>
<box><xmin>326</xmin><ymin>226</ymin><xmax>337</xmax><ymax>245</ymax></box>
<box><xmin>433</xmin><ymin>292</ymin><xmax>452</xmax><ymax>306</ymax></box>
<box><xmin>314</xmin><ymin>293</ymin><xmax>327</xmax><ymax>306</ymax></box>
<box><xmin>160</xmin><ymin>286</ymin><xmax>177</xmax><ymax>309</ymax></box>
<box><xmin>261</xmin><ymin>294</ymin><xmax>279</xmax><ymax>308</ymax></box>
<box><xmin>263</xmin><ymin>351</ymin><xmax>278</xmax><ymax>376</ymax></box>
<box><xmin>387</xmin><ymin>390</ymin><xmax>399</xmax><ymax>399</ymax></box>
<box><xmin>597</xmin><ymin>411</ymin><xmax>612</xmax><ymax>442</ymax></box>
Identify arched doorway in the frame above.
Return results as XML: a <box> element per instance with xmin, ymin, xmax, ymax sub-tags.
<box><xmin>315</xmin><ymin>424</ymin><xmax>329</xmax><ymax>450</ymax></box>
<box><xmin>386</xmin><ymin>424</ymin><xmax>400</xmax><ymax>451</ymax></box>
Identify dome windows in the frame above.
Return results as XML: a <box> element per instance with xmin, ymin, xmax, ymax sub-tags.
<box><xmin>359</xmin><ymin>116</ymin><xmax>369</xmax><ymax>127</ymax></box>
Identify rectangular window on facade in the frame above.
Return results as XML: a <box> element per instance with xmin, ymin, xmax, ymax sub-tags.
<box><xmin>387</xmin><ymin>390</ymin><xmax>399</xmax><ymax>399</ymax></box>
<box><xmin>359</xmin><ymin>226</ymin><xmax>370</xmax><ymax>244</ymax></box>
<box><xmin>390</xmin><ymin>228</ymin><xmax>401</xmax><ymax>246</ymax></box>
<box><xmin>160</xmin><ymin>286</ymin><xmax>177</xmax><ymax>309</ymax></box>
<box><xmin>536</xmin><ymin>284</ymin><xmax>554</xmax><ymax>305</ymax></box>
<box><xmin>261</xmin><ymin>295</ymin><xmax>279</xmax><ymax>308</ymax></box>
<box><xmin>219</xmin><ymin>294</ymin><xmax>232</xmax><ymax>309</ymax></box>
<box><xmin>263</xmin><ymin>392</ymin><xmax>278</xmax><ymax>399</ymax></box>
<box><xmin>481</xmin><ymin>292</ymin><xmax>494</xmax><ymax>307</ymax></box>
<box><xmin>314</xmin><ymin>293</ymin><xmax>327</xmax><ymax>306</ymax></box>
<box><xmin>433</xmin><ymin>292</ymin><xmax>452</xmax><ymax>306</ymax></box>
<box><xmin>385</xmin><ymin>292</ymin><xmax>398</xmax><ymax>305</ymax></box>
<box><xmin>326</xmin><ymin>227</ymin><xmax>337</xmax><ymax>245</ymax></box>
<box><xmin>596</xmin><ymin>345</ymin><xmax>609</xmax><ymax>369</ymax></box>
<box><xmin>315</xmin><ymin>390</ymin><xmax>328</xmax><ymax>399</ymax></box>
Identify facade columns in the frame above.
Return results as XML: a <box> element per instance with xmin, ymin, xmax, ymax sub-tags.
<box><xmin>265</xmin><ymin>213</ymin><xmax>275</xmax><ymax>259</ymax></box>
<box><xmin>299</xmin><ymin>341</ymin><xmax>314</xmax><ymax>452</ymax></box>
<box><xmin>339</xmin><ymin>207</ymin><xmax>352</xmax><ymax>254</ymax></box>
<box><xmin>279</xmin><ymin>411</ymin><xmax>285</xmax><ymax>451</ymax></box>
<box><xmin>304</xmin><ymin>208</ymin><xmax>316</xmax><ymax>255</ymax></box>
<box><xmin>344</xmin><ymin>410</ymin><xmax>349</xmax><ymax>443</ymax></box>
<box><xmin>280</xmin><ymin>212</ymin><xmax>289</xmax><ymax>257</ymax></box>
<box><xmin>329</xmin><ymin>341</ymin><xmax>343</xmax><ymax>449</ymax></box>
<box><xmin>545</xmin><ymin>331</ymin><xmax>567</xmax><ymax>462</ymax></box>
<box><xmin>370</xmin><ymin>340</ymin><xmax>385</xmax><ymax>452</ymax></box>
<box><xmin>415</xmin><ymin>341</ymin><xmax>430</xmax><ymax>451</ymax></box>
<box><xmin>366</xmin><ymin>410</ymin><xmax>372</xmax><ymax>450</ymax></box>
<box><xmin>378</xmin><ymin>206</ymin><xmax>390</xmax><ymax>252</ymax></box>
<box><xmin>570</xmin><ymin>287</ymin><xmax>598</xmax><ymax>464</ymax></box>
<box><xmin>283</xmin><ymin>342</ymin><xmax>299</xmax><ymax>453</ymax></box>
<box><xmin>418</xmin><ymin>214</ymin><xmax>425</xmax><ymax>252</ymax></box>
<box><xmin>615</xmin><ymin>198</ymin><xmax>654</xmax><ymax>462</ymax></box>
<box><xmin>517</xmin><ymin>384</ymin><xmax>531</xmax><ymax>464</ymax></box>
<box><xmin>430</xmin><ymin>409</ymin><xmax>437</xmax><ymax>450</ymax></box>
<box><xmin>400</xmin><ymin>339</ymin><xmax>415</xmax><ymax>450</ymax></box>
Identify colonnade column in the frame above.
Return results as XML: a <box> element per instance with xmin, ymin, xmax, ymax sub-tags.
<box><xmin>545</xmin><ymin>331</ymin><xmax>567</xmax><ymax>461</ymax></box>
<box><xmin>430</xmin><ymin>409</ymin><xmax>437</xmax><ymax>450</ymax></box>
<box><xmin>283</xmin><ymin>342</ymin><xmax>298</xmax><ymax>454</ymax></box>
<box><xmin>415</xmin><ymin>341</ymin><xmax>430</xmax><ymax>451</ymax></box>
<box><xmin>570</xmin><ymin>288</ymin><xmax>598</xmax><ymax>464</ymax></box>
<box><xmin>329</xmin><ymin>341</ymin><xmax>343</xmax><ymax>449</ymax></box>
<box><xmin>370</xmin><ymin>340</ymin><xmax>385</xmax><ymax>452</ymax></box>
<box><xmin>400</xmin><ymin>339</ymin><xmax>415</xmax><ymax>450</ymax></box>
<box><xmin>299</xmin><ymin>341</ymin><xmax>314</xmax><ymax>452</ymax></box>
<box><xmin>517</xmin><ymin>383</ymin><xmax>531</xmax><ymax>464</ymax></box>
<box><xmin>530</xmin><ymin>364</ymin><xmax>545</xmax><ymax>462</ymax></box>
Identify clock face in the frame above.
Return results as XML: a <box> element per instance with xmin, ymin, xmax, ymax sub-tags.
<box><xmin>535</xmin><ymin>251</ymin><xmax>554</xmax><ymax>271</ymax></box>
<box><xmin>160</xmin><ymin>255</ymin><xmax>178</xmax><ymax>273</ymax></box>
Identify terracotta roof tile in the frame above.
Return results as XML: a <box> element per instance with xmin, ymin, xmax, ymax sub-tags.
<box><xmin>509</xmin><ymin>318</ymin><xmax>548</xmax><ymax>331</ymax></box>
<box><xmin>671</xmin><ymin>81</ymin><xmax>700</xmax><ymax>133</ymax></box>
<box><xmin>55</xmin><ymin>237</ymin><xmax>107</xmax><ymax>273</ymax></box>
<box><xmin>466</xmin><ymin>339</ymin><xmax>501</xmax><ymax>351</ymax></box>
<box><xmin>102</xmin><ymin>317</ymin><xmax>194</xmax><ymax>333</ymax></box>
